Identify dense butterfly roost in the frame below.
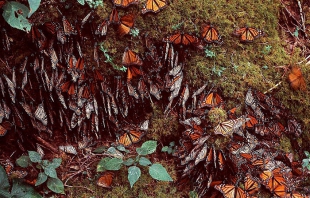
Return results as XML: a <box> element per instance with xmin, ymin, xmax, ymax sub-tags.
<box><xmin>0</xmin><ymin>1</ymin><xmax>309</xmax><ymax>197</ymax></box>
<box><xmin>173</xmin><ymin>85</ymin><xmax>308</xmax><ymax>197</ymax></box>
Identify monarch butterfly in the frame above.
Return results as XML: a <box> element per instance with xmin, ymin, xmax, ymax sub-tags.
<box><xmin>194</xmin><ymin>143</ymin><xmax>208</xmax><ymax>165</ymax></box>
<box><xmin>149</xmin><ymin>80</ymin><xmax>161</xmax><ymax>100</ymax></box>
<box><xmin>142</xmin><ymin>0</ymin><xmax>167</xmax><ymax>14</ymax></box>
<box><xmin>97</xmin><ymin>171</ymin><xmax>114</xmax><ymax>188</ymax></box>
<box><xmin>48</xmin><ymin>47</ymin><xmax>59</xmax><ymax>69</ymax></box>
<box><xmin>127</xmin><ymin>66</ymin><xmax>144</xmax><ymax>81</ymax></box>
<box><xmin>245</xmin><ymin>115</ymin><xmax>258</xmax><ymax>129</ymax></box>
<box><xmin>288</xmin><ymin>66</ymin><xmax>306</xmax><ymax>91</ymax></box>
<box><xmin>233</xmin><ymin>26</ymin><xmax>263</xmax><ymax>42</ymax></box>
<box><xmin>61</xmin><ymin>80</ymin><xmax>76</xmax><ymax>95</ymax></box>
<box><xmin>95</xmin><ymin>20</ymin><xmax>109</xmax><ymax>36</ymax></box>
<box><xmin>0</xmin><ymin>121</ymin><xmax>11</xmax><ymax>136</ymax></box>
<box><xmin>260</xmin><ymin>168</ymin><xmax>287</xmax><ymax>194</ymax></box>
<box><xmin>122</xmin><ymin>48</ymin><xmax>143</xmax><ymax>66</ymax></box>
<box><xmin>34</xmin><ymin>104</ymin><xmax>48</xmax><ymax>126</ymax></box>
<box><xmin>3</xmin><ymin>74</ymin><xmax>16</xmax><ymax>103</ymax></box>
<box><xmin>184</xmin><ymin>124</ymin><xmax>203</xmax><ymax>141</ymax></box>
<box><xmin>118</xmin><ymin>130</ymin><xmax>144</xmax><ymax>147</ymax></box>
<box><xmin>56</xmin><ymin>27</ymin><xmax>66</xmax><ymax>44</ymax></box>
<box><xmin>109</xmin><ymin>7</ymin><xmax>120</xmax><ymax>24</ymax></box>
<box><xmin>286</xmin><ymin>118</ymin><xmax>302</xmax><ymax>136</ymax></box>
<box><xmin>137</xmin><ymin>78</ymin><xmax>148</xmax><ymax>100</ymax></box>
<box><xmin>201</xmin><ymin>24</ymin><xmax>223</xmax><ymax>44</ymax></box>
<box><xmin>181</xmin><ymin>143</ymin><xmax>202</xmax><ymax>165</ymax></box>
<box><xmin>200</xmin><ymin>92</ymin><xmax>223</xmax><ymax>108</ymax></box>
<box><xmin>217</xmin><ymin>150</ymin><xmax>225</xmax><ymax>170</ymax></box>
<box><xmin>118</xmin><ymin>14</ymin><xmax>135</xmax><ymax>37</ymax></box>
<box><xmin>214</xmin><ymin>117</ymin><xmax>248</xmax><ymax>137</ymax></box>
<box><xmin>113</xmin><ymin>0</ymin><xmax>139</xmax><ymax>7</ymax></box>
<box><xmin>165</xmin><ymin>32</ymin><xmax>199</xmax><ymax>46</ymax></box>
<box><xmin>244</xmin><ymin>173</ymin><xmax>260</xmax><ymax>195</ymax></box>
<box><xmin>127</xmin><ymin>81</ymin><xmax>139</xmax><ymax>99</ymax></box>
<box><xmin>43</xmin><ymin>22</ymin><xmax>58</xmax><ymax>35</ymax></box>
<box><xmin>59</xmin><ymin>145</ymin><xmax>77</xmax><ymax>155</ymax></box>
<box><xmin>214</xmin><ymin>184</ymin><xmax>250</xmax><ymax>198</ymax></box>
<box><xmin>62</xmin><ymin>16</ymin><xmax>76</xmax><ymax>35</ymax></box>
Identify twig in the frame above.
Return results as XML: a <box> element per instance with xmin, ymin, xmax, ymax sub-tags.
<box><xmin>264</xmin><ymin>82</ymin><xmax>282</xmax><ymax>94</ymax></box>
<box><xmin>33</xmin><ymin>135</ymin><xmax>59</xmax><ymax>154</ymax></box>
<box><xmin>297</xmin><ymin>0</ymin><xmax>307</xmax><ymax>38</ymax></box>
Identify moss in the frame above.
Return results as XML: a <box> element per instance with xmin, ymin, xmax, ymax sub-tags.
<box><xmin>148</xmin><ymin>104</ymin><xmax>179</xmax><ymax>141</ymax></box>
<box><xmin>207</xmin><ymin>107</ymin><xmax>227</xmax><ymax>126</ymax></box>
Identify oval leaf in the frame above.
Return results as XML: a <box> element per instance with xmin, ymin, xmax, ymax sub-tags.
<box><xmin>123</xmin><ymin>158</ymin><xmax>134</xmax><ymax>166</ymax></box>
<box><xmin>47</xmin><ymin>177</ymin><xmax>64</xmax><ymax>194</ymax></box>
<box><xmin>97</xmin><ymin>157</ymin><xmax>109</xmax><ymax>172</ymax></box>
<box><xmin>35</xmin><ymin>172</ymin><xmax>47</xmax><ymax>186</ymax></box>
<box><xmin>2</xmin><ymin>2</ymin><xmax>31</xmax><ymax>32</ymax></box>
<box><xmin>139</xmin><ymin>157</ymin><xmax>152</xmax><ymax>166</ymax></box>
<box><xmin>136</xmin><ymin>147</ymin><xmax>148</xmax><ymax>156</ymax></box>
<box><xmin>0</xmin><ymin>165</ymin><xmax>10</xmax><ymax>192</ymax></box>
<box><xmin>140</xmin><ymin>140</ymin><xmax>157</xmax><ymax>155</ymax></box>
<box><xmin>161</xmin><ymin>146</ymin><xmax>169</xmax><ymax>152</ymax></box>
<box><xmin>104</xmin><ymin>158</ymin><xmax>123</xmax><ymax>171</ymax></box>
<box><xmin>28</xmin><ymin>0</ymin><xmax>41</xmax><ymax>17</ymax></box>
<box><xmin>16</xmin><ymin>155</ymin><xmax>31</xmax><ymax>168</ymax></box>
<box><xmin>93</xmin><ymin>146</ymin><xmax>107</xmax><ymax>154</ymax></box>
<box><xmin>28</xmin><ymin>151</ymin><xmax>42</xmax><ymax>163</ymax></box>
<box><xmin>50</xmin><ymin>158</ymin><xmax>62</xmax><ymax>169</ymax></box>
<box><xmin>11</xmin><ymin>179</ymin><xmax>42</xmax><ymax>197</ymax></box>
<box><xmin>44</xmin><ymin>166</ymin><xmax>57</xmax><ymax>178</ymax></box>
<box><xmin>128</xmin><ymin>166</ymin><xmax>141</xmax><ymax>188</ymax></box>
<box><xmin>149</xmin><ymin>163</ymin><xmax>173</xmax><ymax>181</ymax></box>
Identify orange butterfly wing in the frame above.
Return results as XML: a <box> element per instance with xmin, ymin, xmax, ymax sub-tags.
<box><xmin>142</xmin><ymin>0</ymin><xmax>167</xmax><ymax>14</ymax></box>
<box><xmin>118</xmin><ymin>14</ymin><xmax>134</xmax><ymax>36</ymax></box>
<box><xmin>288</xmin><ymin>66</ymin><xmax>306</xmax><ymax>90</ymax></box>
<box><xmin>122</xmin><ymin>48</ymin><xmax>143</xmax><ymax>66</ymax></box>
<box><xmin>0</xmin><ymin>121</ymin><xmax>11</xmax><ymax>136</ymax></box>
<box><xmin>97</xmin><ymin>171</ymin><xmax>114</xmax><ymax>188</ymax></box>
<box><xmin>113</xmin><ymin>0</ymin><xmax>139</xmax><ymax>7</ymax></box>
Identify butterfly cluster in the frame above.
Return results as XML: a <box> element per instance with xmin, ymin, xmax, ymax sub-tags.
<box><xmin>171</xmin><ymin>86</ymin><xmax>307</xmax><ymax>197</ymax></box>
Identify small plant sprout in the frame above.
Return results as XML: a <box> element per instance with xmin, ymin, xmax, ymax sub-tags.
<box><xmin>99</xmin><ymin>43</ymin><xmax>127</xmax><ymax>72</ymax></box>
<box><xmin>0</xmin><ymin>164</ymin><xmax>42</xmax><ymax>197</ymax></box>
<box><xmin>302</xmin><ymin>151</ymin><xmax>310</xmax><ymax>171</ymax></box>
<box><xmin>261</xmin><ymin>45</ymin><xmax>272</xmax><ymax>55</ymax></box>
<box><xmin>130</xmin><ymin>28</ymin><xmax>140</xmax><ymax>37</ymax></box>
<box><xmin>161</xmin><ymin>141</ymin><xmax>176</xmax><ymax>154</ymax></box>
<box><xmin>97</xmin><ymin>140</ymin><xmax>173</xmax><ymax>188</ymax></box>
<box><xmin>204</xmin><ymin>48</ymin><xmax>216</xmax><ymax>58</ymax></box>
<box><xmin>211</xmin><ymin>65</ymin><xmax>226</xmax><ymax>77</ymax></box>
<box><xmin>172</xmin><ymin>21</ymin><xmax>184</xmax><ymax>30</ymax></box>
<box><xmin>15</xmin><ymin>151</ymin><xmax>64</xmax><ymax>194</ymax></box>
<box><xmin>77</xmin><ymin>0</ymin><xmax>104</xmax><ymax>8</ymax></box>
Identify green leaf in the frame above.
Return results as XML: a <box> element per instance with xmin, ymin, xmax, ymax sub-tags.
<box><xmin>2</xmin><ymin>2</ymin><xmax>32</xmax><ymax>32</ymax></box>
<box><xmin>28</xmin><ymin>0</ymin><xmax>41</xmax><ymax>17</ymax></box>
<box><xmin>305</xmin><ymin>151</ymin><xmax>310</xmax><ymax>157</ymax></box>
<box><xmin>116</xmin><ymin>145</ymin><xmax>129</xmax><ymax>153</ymax></box>
<box><xmin>16</xmin><ymin>155</ymin><xmax>31</xmax><ymax>168</ymax></box>
<box><xmin>106</xmin><ymin>147</ymin><xmax>124</xmax><ymax>158</ymax></box>
<box><xmin>161</xmin><ymin>146</ymin><xmax>169</xmax><ymax>152</ymax></box>
<box><xmin>302</xmin><ymin>159</ymin><xmax>309</xmax><ymax>168</ymax></box>
<box><xmin>97</xmin><ymin>157</ymin><xmax>110</xmax><ymax>172</ymax></box>
<box><xmin>139</xmin><ymin>157</ymin><xmax>152</xmax><ymax>166</ymax></box>
<box><xmin>138</xmin><ymin>140</ymin><xmax>157</xmax><ymax>155</ymax></box>
<box><xmin>136</xmin><ymin>147</ymin><xmax>148</xmax><ymax>156</ymax></box>
<box><xmin>11</xmin><ymin>179</ymin><xmax>42</xmax><ymax>197</ymax></box>
<box><xmin>93</xmin><ymin>146</ymin><xmax>107</xmax><ymax>154</ymax></box>
<box><xmin>149</xmin><ymin>163</ymin><xmax>173</xmax><ymax>181</ymax></box>
<box><xmin>128</xmin><ymin>166</ymin><xmax>141</xmax><ymax>188</ymax></box>
<box><xmin>104</xmin><ymin>158</ymin><xmax>123</xmax><ymax>171</ymax></box>
<box><xmin>167</xmin><ymin>147</ymin><xmax>173</xmax><ymax>154</ymax></box>
<box><xmin>189</xmin><ymin>190</ymin><xmax>198</xmax><ymax>198</ymax></box>
<box><xmin>50</xmin><ymin>158</ymin><xmax>62</xmax><ymax>169</ymax></box>
<box><xmin>35</xmin><ymin>172</ymin><xmax>47</xmax><ymax>186</ymax></box>
<box><xmin>0</xmin><ymin>165</ymin><xmax>10</xmax><ymax>194</ymax></box>
<box><xmin>44</xmin><ymin>166</ymin><xmax>57</xmax><ymax>179</ymax></box>
<box><xmin>77</xmin><ymin>0</ymin><xmax>85</xmax><ymax>5</ymax></box>
<box><xmin>28</xmin><ymin>151</ymin><xmax>42</xmax><ymax>163</ymax></box>
<box><xmin>47</xmin><ymin>177</ymin><xmax>64</xmax><ymax>194</ymax></box>
<box><xmin>123</xmin><ymin>158</ymin><xmax>134</xmax><ymax>166</ymax></box>
<box><xmin>169</xmin><ymin>141</ymin><xmax>175</xmax><ymax>147</ymax></box>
